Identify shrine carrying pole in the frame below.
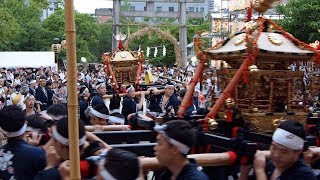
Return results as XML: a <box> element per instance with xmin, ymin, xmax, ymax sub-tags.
<box><xmin>65</xmin><ymin>0</ymin><xmax>81</xmax><ymax>179</ymax></box>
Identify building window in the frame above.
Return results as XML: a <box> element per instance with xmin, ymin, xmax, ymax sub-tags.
<box><xmin>200</xmin><ymin>7</ymin><xmax>204</xmax><ymax>12</ymax></box>
<box><xmin>169</xmin><ymin>7</ymin><xmax>174</xmax><ymax>12</ymax></box>
<box><xmin>189</xmin><ymin>7</ymin><xmax>194</xmax><ymax>12</ymax></box>
<box><xmin>196</xmin><ymin>7</ymin><xmax>198</xmax><ymax>12</ymax></box>
<box><xmin>130</xmin><ymin>6</ymin><xmax>135</xmax><ymax>11</ymax></box>
<box><xmin>156</xmin><ymin>7</ymin><xmax>162</xmax><ymax>12</ymax></box>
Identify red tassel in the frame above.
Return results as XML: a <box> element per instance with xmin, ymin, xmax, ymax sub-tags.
<box><xmin>243</xmin><ymin>70</ymin><xmax>249</xmax><ymax>84</ymax></box>
<box><xmin>247</xmin><ymin>4</ymin><xmax>252</xmax><ymax>22</ymax></box>
<box><xmin>118</xmin><ymin>40</ymin><xmax>123</xmax><ymax>49</ymax></box>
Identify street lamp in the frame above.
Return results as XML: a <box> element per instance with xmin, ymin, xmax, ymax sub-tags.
<box><xmin>51</xmin><ymin>38</ymin><xmax>62</xmax><ymax>70</ymax></box>
<box><xmin>51</xmin><ymin>36</ymin><xmax>67</xmax><ymax>71</ymax></box>
<box><xmin>81</xmin><ymin>57</ymin><xmax>87</xmax><ymax>63</ymax></box>
<box><xmin>81</xmin><ymin>57</ymin><xmax>88</xmax><ymax>70</ymax></box>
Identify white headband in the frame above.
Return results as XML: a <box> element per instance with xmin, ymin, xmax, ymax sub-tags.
<box><xmin>48</xmin><ymin>114</ymin><xmax>67</xmax><ymax>121</ymax></box>
<box><xmin>272</xmin><ymin>128</ymin><xmax>304</xmax><ymax>150</ymax></box>
<box><xmin>110</xmin><ymin>109</ymin><xmax>120</xmax><ymax>113</ymax></box>
<box><xmin>80</xmin><ymin>88</ymin><xmax>89</xmax><ymax>96</ymax></box>
<box><xmin>108</xmin><ymin>116</ymin><xmax>124</xmax><ymax>124</ymax></box>
<box><xmin>24</xmin><ymin>94</ymin><xmax>35</xmax><ymax>101</ymax></box>
<box><xmin>26</xmin><ymin>126</ymin><xmax>41</xmax><ymax>134</ymax></box>
<box><xmin>126</xmin><ymin>85</ymin><xmax>135</xmax><ymax>93</ymax></box>
<box><xmin>89</xmin><ymin>107</ymin><xmax>109</xmax><ymax>119</ymax></box>
<box><xmin>165</xmin><ymin>84</ymin><xmax>174</xmax><ymax>89</ymax></box>
<box><xmin>52</xmin><ymin>127</ymin><xmax>86</xmax><ymax>146</ymax></box>
<box><xmin>5</xmin><ymin>123</ymin><xmax>27</xmax><ymax>137</ymax></box>
<box><xmin>154</xmin><ymin>125</ymin><xmax>190</xmax><ymax>154</ymax></box>
<box><xmin>96</xmin><ymin>83</ymin><xmax>105</xmax><ymax>90</ymax></box>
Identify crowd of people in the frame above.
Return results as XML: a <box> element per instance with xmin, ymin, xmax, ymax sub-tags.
<box><xmin>0</xmin><ymin>64</ymin><xmax>219</xmax><ymax>123</ymax></box>
<box><xmin>0</xmin><ymin>65</ymin><xmax>319</xmax><ymax>179</ymax></box>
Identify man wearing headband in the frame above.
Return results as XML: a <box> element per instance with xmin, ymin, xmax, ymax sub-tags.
<box><xmin>121</xmin><ymin>85</ymin><xmax>145</xmax><ymax>124</ymax></box>
<box><xmin>35</xmin><ymin>75</ymin><xmax>49</xmax><ymax>111</ymax></box>
<box><xmin>154</xmin><ymin>120</ymin><xmax>209</xmax><ymax>180</ymax></box>
<box><xmin>28</xmin><ymin>79</ymin><xmax>37</xmax><ymax>96</ymax></box>
<box><xmin>150</xmin><ymin>82</ymin><xmax>180</xmax><ymax>116</ymax></box>
<box><xmin>240</xmin><ymin>120</ymin><xmax>316</xmax><ymax>180</ymax></box>
<box><xmin>79</xmin><ymin>86</ymin><xmax>91</xmax><ymax>125</ymax></box>
<box><xmin>23</xmin><ymin>93</ymin><xmax>37</xmax><ymax>116</ymax></box>
<box><xmin>88</xmin><ymin>104</ymin><xmax>109</xmax><ymax>125</ymax></box>
<box><xmin>91</xmin><ymin>81</ymin><xmax>106</xmax><ymax>107</ymax></box>
<box><xmin>35</xmin><ymin>117</ymin><xmax>105</xmax><ymax>179</ymax></box>
<box><xmin>0</xmin><ymin>105</ymin><xmax>46</xmax><ymax>179</ymax></box>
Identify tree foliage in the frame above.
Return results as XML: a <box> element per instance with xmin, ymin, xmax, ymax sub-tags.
<box><xmin>0</xmin><ymin>0</ymin><xmax>210</xmax><ymax>66</ymax></box>
<box><xmin>277</xmin><ymin>0</ymin><xmax>320</xmax><ymax>42</ymax></box>
<box><xmin>42</xmin><ymin>9</ymin><xmax>101</xmax><ymax>62</ymax></box>
<box><xmin>0</xmin><ymin>7</ymin><xmax>21</xmax><ymax>50</ymax></box>
<box><xmin>0</xmin><ymin>0</ymin><xmax>46</xmax><ymax>51</ymax></box>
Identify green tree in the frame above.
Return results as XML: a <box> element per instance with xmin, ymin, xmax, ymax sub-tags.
<box><xmin>277</xmin><ymin>0</ymin><xmax>320</xmax><ymax>42</ymax></box>
<box><xmin>43</xmin><ymin>9</ymin><xmax>101</xmax><ymax>62</ymax></box>
<box><xmin>0</xmin><ymin>7</ymin><xmax>21</xmax><ymax>50</ymax></box>
<box><xmin>0</xmin><ymin>0</ymin><xmax>47</xmax><ymax>51</ymax></box>
<box><xmin>98</xmin><ymin>22</ymin><xmax>113</xmax><ymax>54</ymax></box>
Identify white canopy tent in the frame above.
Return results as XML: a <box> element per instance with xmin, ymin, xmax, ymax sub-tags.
<box><xmin>0</xmin><ymin>52</ymin><xmax>56</xmax><ymax>68</ymax></box>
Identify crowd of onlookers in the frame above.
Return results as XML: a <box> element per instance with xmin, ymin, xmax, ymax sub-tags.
<box><xmin>0</xmin><ymin>64</ymin><xmax>218</xmax><ymax>179</ymax></box>
<box><xmin>1</xmin><ymin>64</ymin><xmax>320</xmax><ymax>179</ymax></box>
<box><xmin>0</xmin><ymin>64</ymin><xmax>220</xmax><ymax>117</ymax></box>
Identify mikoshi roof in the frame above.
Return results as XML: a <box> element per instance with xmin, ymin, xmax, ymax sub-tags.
<box><xmin>112</xmin><ymin>51</ymin><xmax>137</xmax><ymax>61</ymax></box>
<box><xmin>206</xmin><ymin>18</ymin><xmax>317</xmax><ymax>61</ymax></box>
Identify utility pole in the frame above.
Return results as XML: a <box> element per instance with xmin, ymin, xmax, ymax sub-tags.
<box><xmin>112</xmin><ymin>0</ymin><xmax>121</xmax><ymax>50</ymax></box>
<box><xmin>179</xmin><ymin>2</ymin><xmax>187</xmax><ymax>67</ymax></box>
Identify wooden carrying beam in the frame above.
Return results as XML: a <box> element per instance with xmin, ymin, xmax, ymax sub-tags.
<box><xmin>141</xmin><ymin>147</ymin><xmax>320</xmax><ymax>171</ymax></box>
<box><xmin>154</xmin><ymin>74</ymin><xmax>186</xmax><ymax>84</ymax></box>
<box><xmin>85</xmin><ymin>125</ymin><xmax>131</xmax><ymax>132</ymax></box>
<box><xmin>141</xmin><ymin>152</ymin><xmax>237</xmax><ymax>170</ymax></box>
<box><xmin>103</xmin><ymin>89</ymin><xmax>164</xmax><ymax>99</ymax></box>
<box><xmin>257</xmin><ymin>146</ymin><xmax>320</xmax><ymax>159</ymax></box>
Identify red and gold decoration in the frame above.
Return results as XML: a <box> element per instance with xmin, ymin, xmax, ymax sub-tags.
<box><xmin>178</xmin><ymin>5</ymin><xmax>320</xmax><ymax>132</ymax></box>
<box><xmin>102</xmin><ymin>33</ymin><xmax>144</xmax><ymax>89</ymax></box>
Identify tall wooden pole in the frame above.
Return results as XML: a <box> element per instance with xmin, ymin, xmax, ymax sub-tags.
<box><xmin>65</xmin><ymin>0</ymin><xmax>81</xmax><ymax>179</ymax></box>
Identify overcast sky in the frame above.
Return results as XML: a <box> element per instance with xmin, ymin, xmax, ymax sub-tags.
<box><xmin>74</xmin><ymin>0</ymin><xmax>113</xmax><ymax>14</ymax></box>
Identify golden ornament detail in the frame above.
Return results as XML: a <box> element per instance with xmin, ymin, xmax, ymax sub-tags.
<box><xmin>234</xmin><ymin>34</ymin><xmax>246</xmax><ymax>46</ymax></box>
<box><xmin>268</xmin><ymin>33</ymin><xmax>283</xmax><ymax>45</ymax></box>
<box><xmin>208</xmin><ymin>119</ymin><xmax>218</xmax><ymax>130</ymax></box>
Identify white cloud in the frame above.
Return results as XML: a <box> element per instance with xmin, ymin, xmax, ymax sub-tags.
<box><xmin>74</xmin><ymin>0</ymin><xmax>113</xmax><ymax>14</ymax></box>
